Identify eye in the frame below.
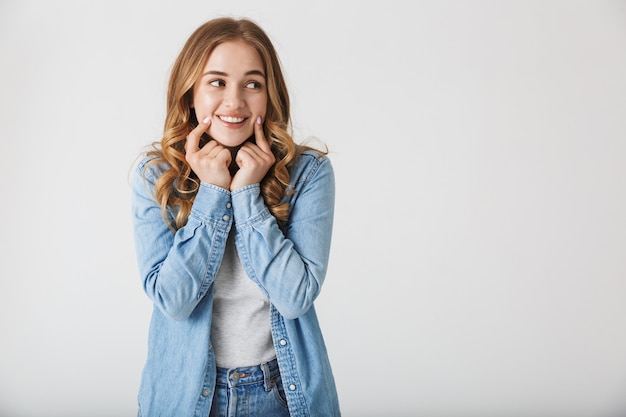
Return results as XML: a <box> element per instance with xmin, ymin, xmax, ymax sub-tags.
<box><xmin>209</xmin><ymin>79</ymin><xmax>225</xmax><ymax>87</ymax></box>
<box><xmin>246</xmin><ymin>81</ymin><xmax>263</xmax><ymax>89</ymax></box>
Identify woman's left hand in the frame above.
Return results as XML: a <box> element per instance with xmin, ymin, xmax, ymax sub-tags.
<box><xmin>230</xmin><ymin>117</ymin><xmax>275</xmax><ymax>191</ymax></box>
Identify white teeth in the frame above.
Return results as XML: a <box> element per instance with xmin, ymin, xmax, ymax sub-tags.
<box><xmin>219</xmin><ymin>116</ymin><xmax>245</xmax><ymax>123</ymax></box>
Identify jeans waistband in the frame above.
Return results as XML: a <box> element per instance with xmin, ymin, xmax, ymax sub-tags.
<box><xmin>215</xmin><ymin>358</ymin><xmax>280</xmax><ymax>390</ymax></box>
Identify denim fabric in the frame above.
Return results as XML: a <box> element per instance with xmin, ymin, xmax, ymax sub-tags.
<box><xmin>209</xmin><ymin>358</ymin><xmax>290</xmax><ymax>417</ymax></box>
<box><xmin>131</xmin><ymin>150</ymin><xmax>341</xmax><ymax>417</ymax></box>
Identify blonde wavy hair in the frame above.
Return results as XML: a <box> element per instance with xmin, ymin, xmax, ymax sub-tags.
<box><xmin>145</xmin><ymin>17</ymin><xmax>321</xmax><ymax>230</ymax></box>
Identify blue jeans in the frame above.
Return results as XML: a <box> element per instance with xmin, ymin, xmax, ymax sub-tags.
<box><xmin>209</xmin><ymin>358</ymin><xmax>291</xmax><ymax>417</ymax></box>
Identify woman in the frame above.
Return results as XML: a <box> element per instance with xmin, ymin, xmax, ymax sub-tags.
<box><xmin>130</xmin><ymin>17</ymin><xmax>341</xmax><ymax>417</ymax></box>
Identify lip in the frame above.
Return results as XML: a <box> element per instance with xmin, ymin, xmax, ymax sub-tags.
<box><xmin>216</xmin><ymin>114</ymin><xmax>249</xmax><ymax>128</ymax></box>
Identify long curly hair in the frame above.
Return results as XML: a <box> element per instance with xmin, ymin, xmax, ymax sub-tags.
<box><xmin>145</xmin><ymin>17</ymin><xmax>319</xmax><ymax>230</ymax></box>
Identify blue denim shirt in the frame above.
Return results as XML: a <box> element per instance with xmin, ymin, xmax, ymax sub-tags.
<box><xmin>131</xmin><ymin>149</ymin><xmax>340</xmax><ymax>417</ymax></box>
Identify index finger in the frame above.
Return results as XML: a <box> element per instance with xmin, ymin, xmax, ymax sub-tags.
<box><xmin>254</xmin><ymin>116</ymin><xmax>272</xmax><ymax>153</ymax></box>
<box><xmin>185</xmin><ymin>116</ymin><xmax>212</xmax><ymax>153</ymax></box>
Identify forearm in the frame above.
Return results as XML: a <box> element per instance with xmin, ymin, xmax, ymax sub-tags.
<box><xmin>232</xmin><ymin>159</ymin><xmax>335</xmax><ymax>319</ymax></box>
<box><xmin>132</xmin><ymin>163</ymin><xmax>232</xmax><ymax>320</ymax></box>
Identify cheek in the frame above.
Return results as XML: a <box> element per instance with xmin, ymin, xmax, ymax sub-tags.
<box><xmin>193</xmin><ymin>95</ymin><xmax>218</xmax><ymax>116</ymax></box>
<box><xmin>254</xmin><ymin>95</ymin><xmax>268</xmax><ymax>116</ymax></box>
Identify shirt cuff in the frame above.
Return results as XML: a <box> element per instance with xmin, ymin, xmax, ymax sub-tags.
<box><xmin>231</xmin><ymin>183</ymin><xmax>272</xmax><ymax>226</ymax></box>
<box><xmin>190</xmin><ymin>182</ymin><xmax>233</xmax><ymax>225</ymax></box>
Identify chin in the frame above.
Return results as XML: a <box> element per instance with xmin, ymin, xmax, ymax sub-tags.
<box><xmin>213</xmin><ymin>132</ymin><xmax>254</xmax><ymax>148</ymax></box>
<box><xmin>217</xmin><ymin>138</ymin><xmax>249</xmax><ymax>149</ymax></box>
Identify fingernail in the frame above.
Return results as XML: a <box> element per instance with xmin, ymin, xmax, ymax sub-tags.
<box><xmin>203</xmin><ymin>116</ymin><xmax>211</xmax><ymax>124</ymax></box>
<box><xmin>256</xmin><ymin>116</ymin><xmax>262</xmax><ymax>125</ymax></box>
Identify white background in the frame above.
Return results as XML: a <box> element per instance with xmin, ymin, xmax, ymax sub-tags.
<box><xmin>1</xmin><ymin>1</ymin><xmax>625</xmax><ymax>416</ymax></box>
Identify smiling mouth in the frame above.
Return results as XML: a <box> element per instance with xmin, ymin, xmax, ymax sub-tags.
<box><xmin>219</xmin><ymin>115</ymin><xmax>246</xmax><ymax>123</ymax></box>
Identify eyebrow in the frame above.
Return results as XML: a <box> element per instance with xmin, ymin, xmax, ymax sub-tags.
<box><xmin>202</xmin><ymin>70</ymin><xmax>265</xmax><ymax>78</ymax></box>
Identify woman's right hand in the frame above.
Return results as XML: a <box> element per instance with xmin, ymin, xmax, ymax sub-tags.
<box><xmin>184</xmin><ymin>117</ymin><xmax>232</xmax><ymax>190</ymax></box>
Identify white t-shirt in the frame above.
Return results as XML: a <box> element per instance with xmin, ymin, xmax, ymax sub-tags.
<box><xmin>210</xmin><ymin>229</ymin><xmax>276</xmax><ymax>368</ymax></box>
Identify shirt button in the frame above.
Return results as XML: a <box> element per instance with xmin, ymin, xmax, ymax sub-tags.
<box><xmin>222</xmin><ymin>214</ymin><xmax>230</xmax><ymax>222</ymax></box>
<box><xmin>279</xmin><ymin>339</ymin><xmax>287</xmax><ymax>346</ymax></box>
<box><xmin>289</xmin><ymin>384</ymin><xmax>296</xmax><ymax>391</ymax></box>
<box><xmin>226</xmin><ymin>202</ymin><xmax>232</xmax><ymax>209</ymax></box>
<box><xmin>202</xmin><ymin>389</ymin><xmax>210</xmax><ymax>396</ymax></box>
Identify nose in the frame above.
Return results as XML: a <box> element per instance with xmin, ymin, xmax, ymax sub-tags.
<box><xmin>223</xmin><ymin>86</ymin><xmax>244</xmax><ymax>109</ymax></box>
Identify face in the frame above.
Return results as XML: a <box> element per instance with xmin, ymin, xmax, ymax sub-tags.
<box><xmin>193</xmin><ymin>40</ymin><xmax>267</xmax><ymax>149</ymax></box>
